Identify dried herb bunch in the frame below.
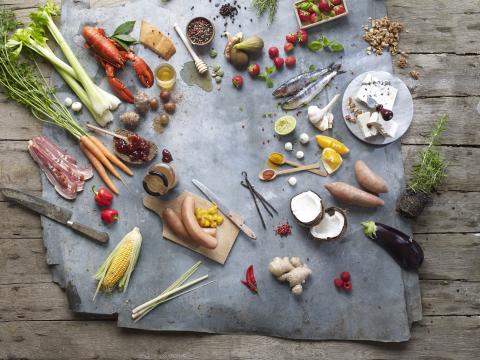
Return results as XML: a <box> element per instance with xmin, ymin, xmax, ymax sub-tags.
<box><xmin>408</xmin><ymin>114</ymin><xmax>448</xmax><ymax>193</ymax></box>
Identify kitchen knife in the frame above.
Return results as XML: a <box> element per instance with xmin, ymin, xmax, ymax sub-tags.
<box><xmin>0</xmin><ymin>188</ymin><xmax>109</xmax><ymax>244</ymax></box>
<box><xmin>191</xmin><ymin>179</ymin><xmax>257</xmax><ymax>240</ymax></box>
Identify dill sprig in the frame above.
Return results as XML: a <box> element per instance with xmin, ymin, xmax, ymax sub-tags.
<box><xmin>251</xmin><ymin>0</ymin><xmax>278</xmax><ymax>23</ymax></box>
<box><xmin>408</xmin><ymin>114</ymin><xmax>448</xmax><ymax>193</ymax></box>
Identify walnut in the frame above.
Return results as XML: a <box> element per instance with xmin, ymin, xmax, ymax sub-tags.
<box><xmin>397</xmin><ymin>55</ymin><xmax>408</xmax><ymax>68</ymax></box>
<box><xmin>409</xmin><ymin>70</ymin><xmax>420</xmax><ymax>80</ymax></box>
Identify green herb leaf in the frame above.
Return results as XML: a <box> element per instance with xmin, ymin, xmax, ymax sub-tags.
<box><xmin>265</xmin><ymin>65</ymin><xmax>276</xmax><ymax>75</ymax></box>
<box><xmin>327</xmin><ymin>41</ymin><xmax>344</xmax><ymax>52</ymax></box>
<box><xmin>308</xmin><ymin>64</ymin><xmax>315</xmax><ymax>72</ymax></box>
<box><xmin>113</xmin><ymin>20</ymin><xmax>136</xmax><ymax>36</ymax></box>
<box><xmin>308</xmin><ymin>39</ymin><xmax>324</xmax><ymax>52</ymax></box>
<box><xmin>265</xmin><ymin>78</ymin><xmax>274</xmax><ymax>88</ymax></box>
<box><xmin>112</xmin><ymin>33</ymin><xmax>138</xmax><ymax>43</ymax></box>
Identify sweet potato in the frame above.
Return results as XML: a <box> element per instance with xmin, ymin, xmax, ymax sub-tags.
<box><xmin>354</xmin><ymin>160</ymin><xmax>389</xmax><ymax>193</ymax></box>
<box><xmin>324</xmin><ymin>182</ymin><xmax>384</xmax><ymax>208</ymax></box>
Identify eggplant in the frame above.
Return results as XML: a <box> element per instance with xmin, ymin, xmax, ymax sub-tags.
<box><xmin>361</xmin><ymin>221</ymin><xmax>424</xmax><ymax>270</ymax></box>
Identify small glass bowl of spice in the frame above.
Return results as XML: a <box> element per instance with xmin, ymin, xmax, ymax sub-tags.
<box><xmin>186</xmin><ymin>17</ymin><xmax>215</xmax><ymax>46</ymax></box>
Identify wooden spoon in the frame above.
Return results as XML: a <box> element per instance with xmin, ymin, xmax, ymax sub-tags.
<box><xmin>259</xmin><ymin>162</ymin><xmax>321</xmax><ymax>181</ymax></box>
<box><xmin>268</xmin><ymin>152</ymin><xmax>327</xmax><ymax>177</ymax></box>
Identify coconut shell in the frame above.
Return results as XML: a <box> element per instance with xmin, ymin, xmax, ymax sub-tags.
<box><xmin>113</xmin><ymin>129</ymin><xmax>157</xmax><ymax>165</ymax></box>
<box><xmin>290</xmin><ymin>190</ymin><xmax>324</xmax><ymax>227</ymax></box>
<box><xmin>309</xmin><ymin>207</ymin><xmax>347</xmax><ymax>242</ymax></box>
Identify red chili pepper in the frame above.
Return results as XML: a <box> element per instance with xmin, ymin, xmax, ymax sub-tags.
<box><xmin>92</xmin><ymin>186</ymin><xmax>113</xmax><ymax>207</ymax></box>
<box><xmin>100</xmin><ymin>208</ymin><xmax>119</xmax><ymax>223</ymax></box>
<box><xmin>241</xmin><ymin>264</ymin><xmax>258</xmax><ymax>293</ymax></box>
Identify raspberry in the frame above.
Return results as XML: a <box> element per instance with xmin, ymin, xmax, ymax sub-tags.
<box><xmin>343</xmin><ymin>281</ymin><xmax>352</xmax><ymax>291</ymax></box>
<box><xmin>340</xmin><ymin>271</ymin><xmax>350</xmax><ymax>282</ymax></box>
<box><xmin>334</xmin><ymin>278</ymin><xmax>344</xmax><ymax>289</ymax></box>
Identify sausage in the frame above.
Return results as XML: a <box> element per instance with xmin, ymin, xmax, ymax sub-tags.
<box><xmin>181</xmin><ymin>196</ymin><xmax>218</xmax><ymax>249</ymax></box>
<box><xmin>162</xmin><ymin>208</ymin><xmax>216</xmax><ymax>244</ymax></box>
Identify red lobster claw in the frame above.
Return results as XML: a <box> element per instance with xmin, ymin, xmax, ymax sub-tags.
<box><xmin>104</xmin><ymin>64</ymin><xmax>134</xmax><ymax>103</ymax></box>
<box><xmin>126</xmin><ymin>53</ymin><xmax>154</xmax><ymax>88</ymax></box>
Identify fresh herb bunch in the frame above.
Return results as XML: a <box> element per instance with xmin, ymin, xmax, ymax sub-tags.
<box><xmin>308</xmin><ymin>35</ymin><xmax>344</xmax><ymax>53</ymax></box>
<box><xmin>251</xmin><ymin>0</ymin><xmax>278</xmax><ymax>23</ymax></box>
<box><xmin>408</xmin><ymin>114</ymin><xmax>448</xmax><ymax>193</ymax></box>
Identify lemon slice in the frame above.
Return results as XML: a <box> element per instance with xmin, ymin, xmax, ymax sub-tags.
<box><xmin>274</xmin><ymin>116</ymin><xmax>297</xmax><ymax>136</ymax></box>
<box><xmin>321</xmin><ymin>147</ymin><xmax>343</xmax><ymax>174</ymax></box>
<box><xmin>315</xmin><ymin>135</ymin><xmax>349</xmax><ymax>155</ymax></box>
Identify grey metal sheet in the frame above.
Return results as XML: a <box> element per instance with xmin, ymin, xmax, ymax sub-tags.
<box><xmin>40</xmin><ymin>0</ymin><xmax>421</xmax><ymax>341</ymax></box>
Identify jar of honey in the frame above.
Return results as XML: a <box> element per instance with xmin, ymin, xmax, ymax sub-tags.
<box><xmin>155</xmin><ymin>63</ymin><xmax>176</xmax><ymax>90</ymax></box>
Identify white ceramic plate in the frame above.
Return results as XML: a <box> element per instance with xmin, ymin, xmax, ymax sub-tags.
<box><xmin>342</xmin><ymin>71</ymin><xmax>413</xmax><ymax>145</ymax></box>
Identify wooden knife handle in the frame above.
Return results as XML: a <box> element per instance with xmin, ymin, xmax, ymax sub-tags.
<box><xmin>68</xmin><ymin>221</ymin><xmax>109</xmax><ymax>244</ymax></box>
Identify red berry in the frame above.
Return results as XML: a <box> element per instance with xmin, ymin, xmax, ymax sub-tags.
<box><xmin>273</xmin><ymin>57</ymin><xmax>284</xmax><ymax>70</ymax></box>
<box><xmin>232</xmin><ymin>75</ymin><xmax>243</xmax><ymax>89</ymax></box>
<box><xmin>268</xmin><ymin>47</ymin><xmax>279</xmax><ymax>59</ymax></box>
<box><xmin>340</xmin><ymin>271</ymin><xmax>350</xmax><ymax>282</ymax></box>
<box><xmin>297</xmin><ymin>29</ymin><xmax>308</xmax><ymax>44</ymax></box>
<box><xmin>248</xmin><ymin>63</ymin><xmax>260</xmax><ymax>77</ymax></box>
<box><xmin>334</xmin><ymin>5</ymin><xmax>346</xmax><ymax>16</ymax></box>
<box><xmin>285</xmin><ymin>32</ymin><xmax>297</xmax><ymax>44</ymax></box>
<box><xmin>331</xmin><ymin>0</ymin><xmax>342</xmax><ymax>5</ymax></box>
<box><xmin>162</xmin><ymin>149</ymin><xmax>173</xmax><ymax>163</ymax></box>
<box><xmin>284</xmin><ymin>42</ymin><xmax>294</xmax><ymax>53</ymax></box>
<box><xmin>297</xmin><ymin>9</ymin><xmax>311</xmax><ymax>23</ymax></box>
<box><xmin>285</xmin><ymin>56</ymin><xmax>296</xmax><ymax>68</ymax></box>
<box><xmin>309</xmin><ymin>12</ymin><xmax>319</xmax><ymax>24</ymax></box>
<box><xmin>334</xmin><ymin>278</ymin><xmax>344</xmax><ymax>289</ymax></box>
<box><xmin>343</xmin><ymin>281</ymin><xmax>352</xmax><ymax>291</ymax></box>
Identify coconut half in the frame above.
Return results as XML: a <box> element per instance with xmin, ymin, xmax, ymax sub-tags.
<box><xmin>309</xmin><ymin>207</ymin><xmax>347</xmax><ymax>241</ymax></box>
<box><xmin>290</xmin><ymin>191</ymin><xmax>324</xmax><ymax>227</ymax></box>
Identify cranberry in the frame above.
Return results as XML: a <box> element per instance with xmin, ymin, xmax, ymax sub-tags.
<box><xmin>162</xmin><ymin>149</ymin><xmax>173</xmax><ymax>163</ymax></box>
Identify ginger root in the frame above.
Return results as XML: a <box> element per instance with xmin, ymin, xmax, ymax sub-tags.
<box><xmin>269</xmin><ymin>257</ymin><xmax>312</xmax><ymax>296</ymax></box>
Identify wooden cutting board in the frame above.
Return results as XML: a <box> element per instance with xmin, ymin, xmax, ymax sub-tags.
<box><xmin>143</xmin><ymin>192</ymin><xmax>240</xmax><ymax>264</ymax></box>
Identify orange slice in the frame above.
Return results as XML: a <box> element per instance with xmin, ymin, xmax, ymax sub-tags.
<box><xmin>321</xmin><ymin>148</ymin><xmax>343</xmax><ymax>174</ymax></box>
<box><xmin>315</xmin><ymin>135</ymin><xmax>350</xmax><ymax>155</ymax></box>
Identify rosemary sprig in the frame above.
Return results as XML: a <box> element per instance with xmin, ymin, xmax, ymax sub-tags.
<box><xmin>251</xmin><ymin>0</ymin><xmax>278</xmax><ymax>23</ymax></box>
<box><xmin>408</xmin><ymin>114</ymin><xmax>448</xmax><ymax>193</ymax></box>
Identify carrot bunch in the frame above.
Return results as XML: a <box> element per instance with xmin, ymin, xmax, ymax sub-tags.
<box><xmin>79</xmin><ymin>135</ymin><xmax>133</xmax><ymax>195</ymax></box>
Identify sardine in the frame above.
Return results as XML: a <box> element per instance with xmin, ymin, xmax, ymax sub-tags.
<box><xmin>272</xmin><ymin>63</ymin><xmax>337</xmax><ymax>98</ymax></box>
<box><xmin>281</xmin><ymin>65</ymin><xmax>343</xmax><ymax>110</ymax></box>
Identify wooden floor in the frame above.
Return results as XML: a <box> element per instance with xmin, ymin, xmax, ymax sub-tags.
<box><xmin>1</xmin><ymin>0</ymin><xmax>479</xmax><ymax>359</ymax></box>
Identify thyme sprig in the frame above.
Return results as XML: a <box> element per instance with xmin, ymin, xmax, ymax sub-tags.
<box><xmin>408</xmin><ymin>114</ymin><xmax>448</xmax><ymax>193</ymax></box>
<box><xmin>251</xmin><ymin>0</ymin><xmax>278</xmax><ymax>23</ymax></box>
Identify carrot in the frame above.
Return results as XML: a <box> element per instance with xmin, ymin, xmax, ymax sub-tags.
<box><xmin>354</xmin><ymin>160</ymin><xmax>389</xmax><ymax>194</ymax></box>
<box><xmin>88</xmin><ymin>136</ymin><xmax>133</xmax><ymax>177</ymax></box>
<box><xmin>324</xmin><ymin>182</ymin><xmax>384</xmax><ymax>208</ymax></box>
<box><xmin>79</xmin><ymin>136</ymin><xmax>122</xmax><ymax>180</ymax></box>
<box><xmin>80</xmin><ymin>143</ymin><xmax>119</xmax><ymax>195</ymax></box>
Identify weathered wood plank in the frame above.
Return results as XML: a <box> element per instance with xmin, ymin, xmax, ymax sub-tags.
<box><xmin>0</xmin><ymin>101</ymin><xmax>43</xmax><ymax>140</ymax></box>
<box><xmin>402</xmin><ymin>96</ymin><xmax>480</xmax><ymax>145</ymax></box>
<box><xmin>0</xmin><ymin>316</ymin><xmax>478</xmax><ymax>360</ymax></box>
<box><xmin>1</xmin><ymin>279</ymin><xmax>477</xmax><ymax>322</ymax></box>
<box><xmin>395</xmin><ymin>54</ymin><xmax>480</xmax><ymax>98</ymax></box>
<box><xmin>388</xmin><ymin>0</ymin><xmax>480</xmax><ymax>54</ymax></box>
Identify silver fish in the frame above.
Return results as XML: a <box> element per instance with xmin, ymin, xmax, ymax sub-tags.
<box><xmin>281</xmin><ymin>66</ymin><xmax>343</xmax><ymax>110</ymax></box>
<box><xmin>272</xmin><ymin>63</ymin><xmax>338</xmax><ymax>98</ymax></box>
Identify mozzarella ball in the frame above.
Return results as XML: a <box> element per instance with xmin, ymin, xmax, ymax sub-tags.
<box><xmin>299</xmin><ymin>133</ymin><xmax>310</xmax><ymax>144</ymax></box>
<box><xmin>288</xmin><ymin>177</ymin><xmax>297</xmax><ymax>186</ymax></box>
<box><xmin>296</xmin><ymin>150</ymin><xmax>304</xmax><ymax>159</ymax></box>
<box><xmin>284</xmin><ymin>142</ymin><xmax>293</xmax><ymax>151</ymax></box>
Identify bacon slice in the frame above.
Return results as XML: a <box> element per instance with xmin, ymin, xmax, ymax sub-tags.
<box><xmin>28</xmin><ymin>136</ymin><xmax>92</xmax><ymax>200</ymax></box>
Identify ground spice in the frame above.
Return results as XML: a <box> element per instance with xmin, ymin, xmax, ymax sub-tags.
<box><xmin>261</xmin><ymin>169</ymin><xmax>275</xmax><ymax>180</ymax></box>
<box><xmin>275</xmin><ymin>222</ymin><xmax>292</xmax><ymax>237</ymax></box>
<box><xmin>268</xmin><ymin>152</ymin><xmax>284</xmax><ymax>165</ymax></box>
<box><xmin>187</xmin><ymin>18</ymin><xmax>214</xmax><ymax>45</ymax></box>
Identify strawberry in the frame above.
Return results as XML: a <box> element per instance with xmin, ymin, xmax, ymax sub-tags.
<box><xmin>297</xmin><ymin>29</ymin><xmax>308</xmax><ymax>45</ymax></box>
<box><xmin>309</xmin><ymin>12</ymin><xmax>319</xmax><ymax>24</ymax></box>
<box><xmin>248</xmin><ymin>63</ymin><xmax>260</xmax><ymax>77</ymax></box>
<box><xmin>285</xmin><ymin>55</ymin><xmax>296</xmax><ymax>68</ymax></box>
<box><xmin>232</xmin><ymin>75</ymin><xmax>243</xmax><ymax>89</ymax></box>
<box><xmin>284</xmin><ymin>42</ymin><xmax>294</xmax><ymax>53</ymax></box>
<box><xmin>334</xmin><ymin>5</ymin><xmax>346</xmax><ymax>16</ymax></box>
<box><xmin>268</xmin><ymin>46</ymin><xmax>279</xmax><ymax>59</ymax></box>
<box><xmin>331</xmin><ymin>0</ymin><xmax>342</xmax><ymax>5</ymax></box>
<box><xmin>297</xmin><ymin>9</ymin><xmax>311</xmax><ymax>23</ymax></box>
<box><xmin>273</xmin><ymin>57</ymin><xmax>284</xmax><ymax>70</ymax></box>
<box><xmin>285</xmin><ymin>32</ymin><xmax>297</xmax><ymax>44</ymax></box>
<box><xmin>318</xmin><ymin>0</ymin><xmax>332</xmax><ymax>13</ymax></box>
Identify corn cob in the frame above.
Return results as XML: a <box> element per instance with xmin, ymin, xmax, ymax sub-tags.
<box><xmin>93</xmin><ymin>227</ymin><xmax>142</xmax><ymax>300</ymax></box>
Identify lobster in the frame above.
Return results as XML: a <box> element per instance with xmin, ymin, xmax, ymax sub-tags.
<box><xmin>82</xmin><ymin>26</ymin><xmax>154</xmax><ymax>103</ymax></box>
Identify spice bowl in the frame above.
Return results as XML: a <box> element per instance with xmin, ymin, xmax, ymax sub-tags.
<box><xmin>186</xmin><ymin>17</ymin><xmax>215</xmax><ymax>46</ymax></box>
<box><xmin>294</xmin><ymin>0</ymin><xmax>349</xmax><ymax>30</ymax></box>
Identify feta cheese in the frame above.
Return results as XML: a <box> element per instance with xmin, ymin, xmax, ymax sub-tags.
<box><xmin>288</xmin><ymin>177</ymin><xmax>297</xmax><ymax>186</ymax></box>
<box><xmin>356</xmin><ymin>74</ymin><xmax>398</xmax><ymax>111</ymax></box>
<box><xmin>367</xmin><ymin>112</ymin><xmax>399</xmax><ymax>138</ymax></box>
<box><xmin>284</xmin><ymin>142</ymin><xmax>293</xmax><ymax>151</ymax></box>
<box><xmin>299</xmin><ymin>133</ymin><xmax>310</xmax><ymax>144</ymax></box>
<box><xmin>357</xmin><ymin>111</ymin><xmax>378</xmax><ymax>139</ymax></box>
<box><xmin>296</xmin><ymin>151</ymin><xmax>304</xmax><ymax>159</ymax></box>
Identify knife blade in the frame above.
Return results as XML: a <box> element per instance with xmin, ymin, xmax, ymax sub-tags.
<box><xmin>0</xmin><ymin>188</ymin><xmax>108</xmax><ymax>244</ymax></box>
<box><xmin>192</xmin><ymin>179</ymin><xmax>257</xmax><ymax>240</ymax></box>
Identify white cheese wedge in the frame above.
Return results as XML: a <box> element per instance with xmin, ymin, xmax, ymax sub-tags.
<box><xmin>357</xmin><ymin>111</ymin><xmax>378</xmax><ymax>139</ymax></box>
<box><xmin>356</xmin><ymin>74</ymin><xmax>398</xmax><ymax>111</ymax></box>
<box><xmin>367</xmin><ymin>112</ymin><xmax>399</xmax><ymax>138</ymax></box>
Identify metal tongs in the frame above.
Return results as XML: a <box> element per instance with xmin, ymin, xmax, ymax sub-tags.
<box><xmin>240</xmin><ymin>171</ymin><xmax>278</xmax><ymax>229</ymax></box>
